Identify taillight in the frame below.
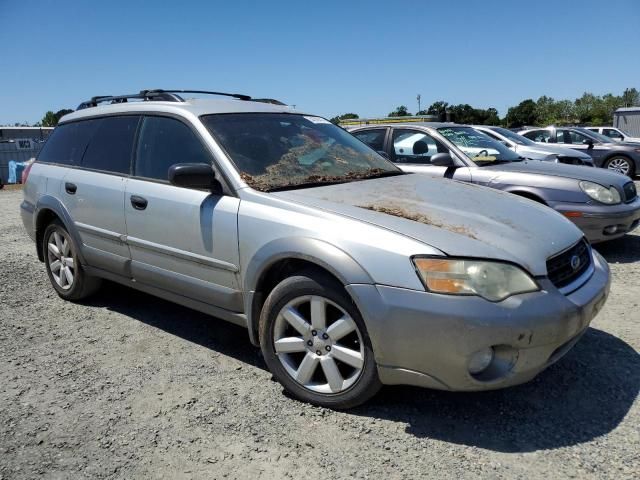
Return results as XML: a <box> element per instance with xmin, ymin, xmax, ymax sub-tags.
<box><xmin>22</xmin><ymin>162</ymin><xmax>34</xmax><ymax>184</ymax></box>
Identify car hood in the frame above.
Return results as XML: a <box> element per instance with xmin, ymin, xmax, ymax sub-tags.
<box><xmin>271</xmin><ymin>174</ymin><xmax>583</xmax><ymax>276</ymax></box>
<box><xmin>517</xmin><ymin>143</ymin><xmax>592</xmax><ymax>159</ymax></box>
<box><xmin>480</xmin><ymin>160</ymin><xmax>630</xmax><ymax>186</ymax></box>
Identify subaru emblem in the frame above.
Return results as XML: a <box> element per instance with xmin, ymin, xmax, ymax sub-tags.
<box><xmin>570</xmin><ymin>255</ymin><xmax>581</xmax><ymax>271</ymax></box>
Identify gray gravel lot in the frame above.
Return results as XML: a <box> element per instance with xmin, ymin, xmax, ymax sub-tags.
<box><xmin>1</xmin><ymin>186</ymin><xmax>639</xmax><ymax>479</ymax></box>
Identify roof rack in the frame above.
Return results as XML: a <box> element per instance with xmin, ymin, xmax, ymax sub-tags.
<box><xmin>77</xmin><ymin>89</ymin><xmax>253</xmax><ymax>110</ymax></box>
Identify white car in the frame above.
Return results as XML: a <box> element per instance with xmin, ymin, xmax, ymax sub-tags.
<box><xmin>585</xmin><ymin>127</ymin><xmax>640</xmax><ymax>143</ymax></box>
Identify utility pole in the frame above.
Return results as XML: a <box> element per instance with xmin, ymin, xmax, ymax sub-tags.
<box><xmin>417</xmin><ymin>94</ymin><xmax>421</xmax><ymax>114</ymax></box>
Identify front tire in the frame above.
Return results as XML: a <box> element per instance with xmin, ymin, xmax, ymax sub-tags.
<box><xmin>259</xmin><ymin>271</ymin><xmax>381</xmax><ymax>409</ymax></box>
<box><xmin>605</xmin><ymin>156</ymin><xmax>635</xmax><ymax>177</ymax></box>
<box><xmin>43</xmin><ymin>220</ymin><xmax>101</xmax><ymax>301</ymax></box>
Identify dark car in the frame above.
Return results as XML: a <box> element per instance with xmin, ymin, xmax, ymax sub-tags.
<box><xmin>519</xmin><ymin>126</ymin><xmax>640</xmax><ymax>177</ymax></box>
<box><xmin>349</xmin><ymin>123</ymin><xmax>640</xmax><ymax>243</ymax></box>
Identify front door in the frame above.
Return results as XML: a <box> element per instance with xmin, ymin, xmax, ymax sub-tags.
<box><xmin>124</xmin><ymin>115</ymin><xmax>242</xmax><ymax>312</ymax></box>
<box><xmin>388</xmin><ymin>128</ymin><xmax>472</xmax><ymax>181</ymax></box>
<box><xmin>555</xmin><ymin>129</ymin><xmax>607</xmax><ymax>166</ymax></box>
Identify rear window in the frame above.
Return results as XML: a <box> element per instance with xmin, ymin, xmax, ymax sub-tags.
<box><xmin>37</xmin><ymin>121</ymin><xmax>96</xmax><ymax>165</ymax></box>
<box><xmin>81</xmin><ymin>116</ymin><xmax>139</xmax><ymax>174</ymax></box>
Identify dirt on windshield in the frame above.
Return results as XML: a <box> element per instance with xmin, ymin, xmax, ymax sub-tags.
<box><xmin>239</xmin><ymin>142</ymin><xmax>385</xmax><ymax>192</ymax></box>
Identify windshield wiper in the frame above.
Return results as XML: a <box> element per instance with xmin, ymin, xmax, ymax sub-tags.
<box><xmin>264</xmin><ymin>169</ymin><xmax>404</xmax><ymax>192</ymax></box>
<box><xmin>266</xmin><ymin>179</ymin><xmax>349</xmax><ymax>192</ymax></box>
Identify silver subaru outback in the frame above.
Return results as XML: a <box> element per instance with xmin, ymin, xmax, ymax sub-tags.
<box><xmin>20</xmin><ymin>90</ymin><xmax>610</xmax><ymax>409</ymax></box>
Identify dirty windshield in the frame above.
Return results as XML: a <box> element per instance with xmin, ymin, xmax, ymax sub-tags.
<box><xmin>202</xmin><ymin>113</ymin><xmax>401</xmax><ymax>191</ymax></box>
<box><xmin>438</xmin><ymin>126</ymin><xmax>522</xmax><ymax>165</ymax></box>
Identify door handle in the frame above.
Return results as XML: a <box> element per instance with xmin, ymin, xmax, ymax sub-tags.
<box><xmin>65</xmin><ymin>182</ymin><xmax>77</xmax><ymax>194</ymax></box>
<box><xmin>130</xmin><ymin>195</ymin><xmax>148</xmax><ymax>211</ymax></box>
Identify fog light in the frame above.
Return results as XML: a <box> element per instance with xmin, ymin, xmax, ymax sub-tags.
<box><xmin>604</xmin><ymin>225</ymin><xmax>618</xmax><ymax>234</ymax></box>
<box><xmin>468</xmin><ymin>347</ymin><xmax>495</xmax><ymax>374</ymax></box>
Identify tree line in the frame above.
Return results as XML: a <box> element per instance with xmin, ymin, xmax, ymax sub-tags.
<box><xmin>330</xmin><ymin>87</ymin><xmax>639</xmax><ymax>128</ymax></box>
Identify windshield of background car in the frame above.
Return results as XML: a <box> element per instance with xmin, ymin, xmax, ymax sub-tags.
<box><xmin>575</xmin><ymin>128</ymin><xmax>614</xmax><ymax>143</ymax></box>
<box><xmin>491</xmin><ymin>127</ymin><xmax>536</xmax><ymax>146</ymax></box>
<box><xmin>201</xmin><ymin>113</ymin><xmax>400</xmax><ymax>191</ymax></box>
<box><xmin>438</xmin><ymin>126</ymin><xmax>522</xmax><ymax>164</ymax></box>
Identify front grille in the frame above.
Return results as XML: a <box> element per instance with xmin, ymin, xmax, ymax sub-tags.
<box><xmin>623</xmin><ymin>181</ymin><xmax>637</xmax><ymax>202</ymax></box>
<box><xmin>558</xmin><ymin>156</ymin><xmax>591</xmax><ymax>166</ymax></box>
<box><xmin>546</xmin><ymin>239</ymin><xmax>592</xmax><ymax>289</ymax></box>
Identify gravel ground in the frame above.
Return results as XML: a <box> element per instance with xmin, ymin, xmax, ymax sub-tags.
<box><xmin>1</xmin><ymin>186</ymin><xmax>639</xmax><ymax>479</ymax></box>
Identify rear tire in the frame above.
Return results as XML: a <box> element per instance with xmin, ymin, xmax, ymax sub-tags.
<box><xmin>259</xmin><ymin>270</ymin><xmax>381</xmax><ymax>409</ymax></box>
<box><xmin>43</xmin><ymin>220</ymin><xmax>102</xmax><ymax>301</ymax></box>
<box><xmin>605</xmin><ymin>156</ymin><xmax>635</xmax><ymax>177</ymax></box>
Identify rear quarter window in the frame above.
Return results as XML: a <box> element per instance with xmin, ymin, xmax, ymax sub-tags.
<box><xmin>37</xmin><ymin>121</ymin><xmax>97</xmax><ymax>166</ymax></box>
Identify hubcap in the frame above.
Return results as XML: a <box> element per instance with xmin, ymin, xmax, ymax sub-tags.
<box><xmin>608</xmin><ymin>158</ymin><xmax>630</xmax><ymax>175</ymax></box>
<box><xmin>47</xmin><ymin>230</ymin><xmax>75</xmax><ymax>290</ymax></box>
<box><xmin>273</xmin><ymin>295</ymin><xmax>364</xmax><ymax>394</ymax></box>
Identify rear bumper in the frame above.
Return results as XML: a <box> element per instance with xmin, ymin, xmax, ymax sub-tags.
<box><xmin>347</xmin><ymin>250</ymin><xmax>610</xmax><ymax>391</ymax></box>
<box><xmin>554</xmin><ymin>197</ymin><xmax>640</xmax><ymax>243</ymax></box>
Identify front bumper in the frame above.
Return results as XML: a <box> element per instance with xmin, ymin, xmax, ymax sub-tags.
<box><xmin>554</xmin><ymin>197</ymin><xmax>640</xmax><ymax>243</ymax></box>
<box><xmin>347</xmin><ymin>250</ymin><xmax>610</xmax><ymax>391</ymax></box>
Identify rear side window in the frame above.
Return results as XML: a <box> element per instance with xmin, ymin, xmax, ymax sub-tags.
<box><xmin>353</xmin><ymin>129</ymin><xmax>387</xmax><ymax>152</ymax></box>
<box><xmin>81</xmin><ymin>116</ymin><xmax>139</xmax><ymax>174</ymax></box>
<box><xmin>37</xmin><ymin>121</ymin><xmax>96</xmax><ymax>165</ymax></box>
<box><xmin>134</xmin><ymin>116</ymin><xmax>211</xmax><ymax>180</ymax></box>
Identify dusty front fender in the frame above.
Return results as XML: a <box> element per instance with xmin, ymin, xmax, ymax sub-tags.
<box><xmin>242</xmin><ymin>237</ymin><xmax>374</xmax><ymax>345</ymax></box>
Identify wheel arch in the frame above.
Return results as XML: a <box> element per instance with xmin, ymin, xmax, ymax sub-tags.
<box><xmin>603</xmin><ymin>153</ymin><xmax>637</xmax><ymax>174</ymax></box>
<box><xmin>35</xmin><ymin>195</ymin><xmax>86</xmax><ymax>264</ymax></box>
<box><xmin>243</xmin><ymin>237</ymin><xmax>373</xmax><ymax>346</ymax></box>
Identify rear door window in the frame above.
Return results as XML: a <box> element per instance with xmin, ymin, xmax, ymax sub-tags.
<box><xmin>603</xmin><ymin>128</ymin><xmax>624</xmax><ymax>140</ymax></box>
<box><xmin>37</xmin><ymin>121</ymin><xmax>97</xmax><ymax>166</ymax></box>
<box><xmin>81</xmin><ymin>116</ymin><xmax>140</xmax><ymax>174</ymax></box>
<box><xmin>352</xmin><ymin>129</ymin><xmax>387</xmax><ymax>152</ymax></box>
<box><xmin>134</xmin><ymin>116</ymin><xmax>211</xmax><ymax>181</ymax></box>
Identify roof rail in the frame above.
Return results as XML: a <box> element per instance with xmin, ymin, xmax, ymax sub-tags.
<box><xmin>77</xmin><ymin>89</ymin><xmax>252</xmax><ymax>110</ymax></box>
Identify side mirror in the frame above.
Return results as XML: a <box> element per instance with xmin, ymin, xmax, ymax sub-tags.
<box><xmin>377</xmin><ymin>151</ymin><xmax>389</xmax><ymax>159</ymax></box>
<box><xmin>582</xmin><ymin>138</ymin><xmax>594</xmax><ymax>147</ymax></box>
<box><xmin>430</xmin><ymin>153</ymin><xmax>455</xmax><ymax>167</ymax></box>
<box><xmin>168</xmin><ymin>163</ymin><xmax>222</xmax><ymax>193</ymax></box>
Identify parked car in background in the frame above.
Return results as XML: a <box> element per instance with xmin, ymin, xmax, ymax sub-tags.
<box><xmin>350</xmin><ymin>123</ymin><xmax>640</xmax><ymax>243</ymax></box>
<box><xmin>584</xmin><ymin>126</ymin><xmax>640</xmax><ymax>143</ymax></box>
<box><xmin>473</xmin><ymin>125</ymin><xmax>594</xmax><ymax>166</ymax></box>
<box><xmin>21</xmin><ymin>89</ymin><xmax>611</xmax><ymax>408</ymax></box>
<box><xmin>518</xmin><ymin>126</ymin><xmax>640</xmax><ymax>177</ymax></box>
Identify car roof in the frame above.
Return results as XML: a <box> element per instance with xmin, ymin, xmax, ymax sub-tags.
<box><xmin>60</xmin><ymin>97</ymin><xmax>303</xmax><ymax>124</ymax></box>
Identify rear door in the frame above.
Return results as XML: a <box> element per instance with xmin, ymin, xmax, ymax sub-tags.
<box><xmin>62</xmin><ymin>116</ymin><xmax>139</xmax><ymax>275</ymax></box>
<box><xmin>124</xmin><ymin>115</ymin><xmax>242</xmax><ymax>312</ymax></box>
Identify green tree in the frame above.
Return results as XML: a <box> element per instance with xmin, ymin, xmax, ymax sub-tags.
<box><xmin>40</xmin><ymin>108</ymin><xmax>74</xmax><ymax>127</ymax></box>
<box><xmin>388</xmin><ymin>105</ymin><xmax>411</xmax><ymax>117</ymax></box>
<box><xmin>41</xmin><ymin>111</ymin><xmax>58</xmax><ymax>127</ymax></box>
<box><xmin>426</xmin><ymin>101</ymin><xmax>449</xmax><ymax>121</ymax></box>
<box><xmin>505</xmin><ymin>99</ymin><xmax>537</xmax><ymax>127</ymax></box>
<box><xmin>329</xmin><ymin>112</ymin><xmax>359</xmax><ymax>124</ymax></box>
<box><xmin>622</xmin><ymin>88</ymin><xmax>639</xmax><ymax>107</ymax></box>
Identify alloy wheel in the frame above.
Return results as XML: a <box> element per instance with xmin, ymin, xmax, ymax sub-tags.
<box><xmin>47</xmin><ymin>230</ymin><xmax>75</xmax><ymax>290</ymax></box>
<box><xmin>607</xmin><ymin>157</ymin><xmax>631</xmax><ymax>176</ymax></box>
<box><xmin>273</xmin><ymin>295</ymin><xmax>364</xmax><ymax>394</ymax></box>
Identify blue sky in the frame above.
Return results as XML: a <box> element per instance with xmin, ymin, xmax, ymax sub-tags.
<box><xmin>1</xmin><ymin>0</ymin><xmax>639</xmax><ymax>124</ymax></box>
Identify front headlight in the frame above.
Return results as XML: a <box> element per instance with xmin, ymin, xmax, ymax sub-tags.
<box><xmin>579</xmin><ymin>181</ymin><xmax>621</xmax><ymax>204</ymax></box>
<box><xmin>412</xmin><ymin>257</ymin><xmax>539</xmax><ymax>302</ymax></box>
